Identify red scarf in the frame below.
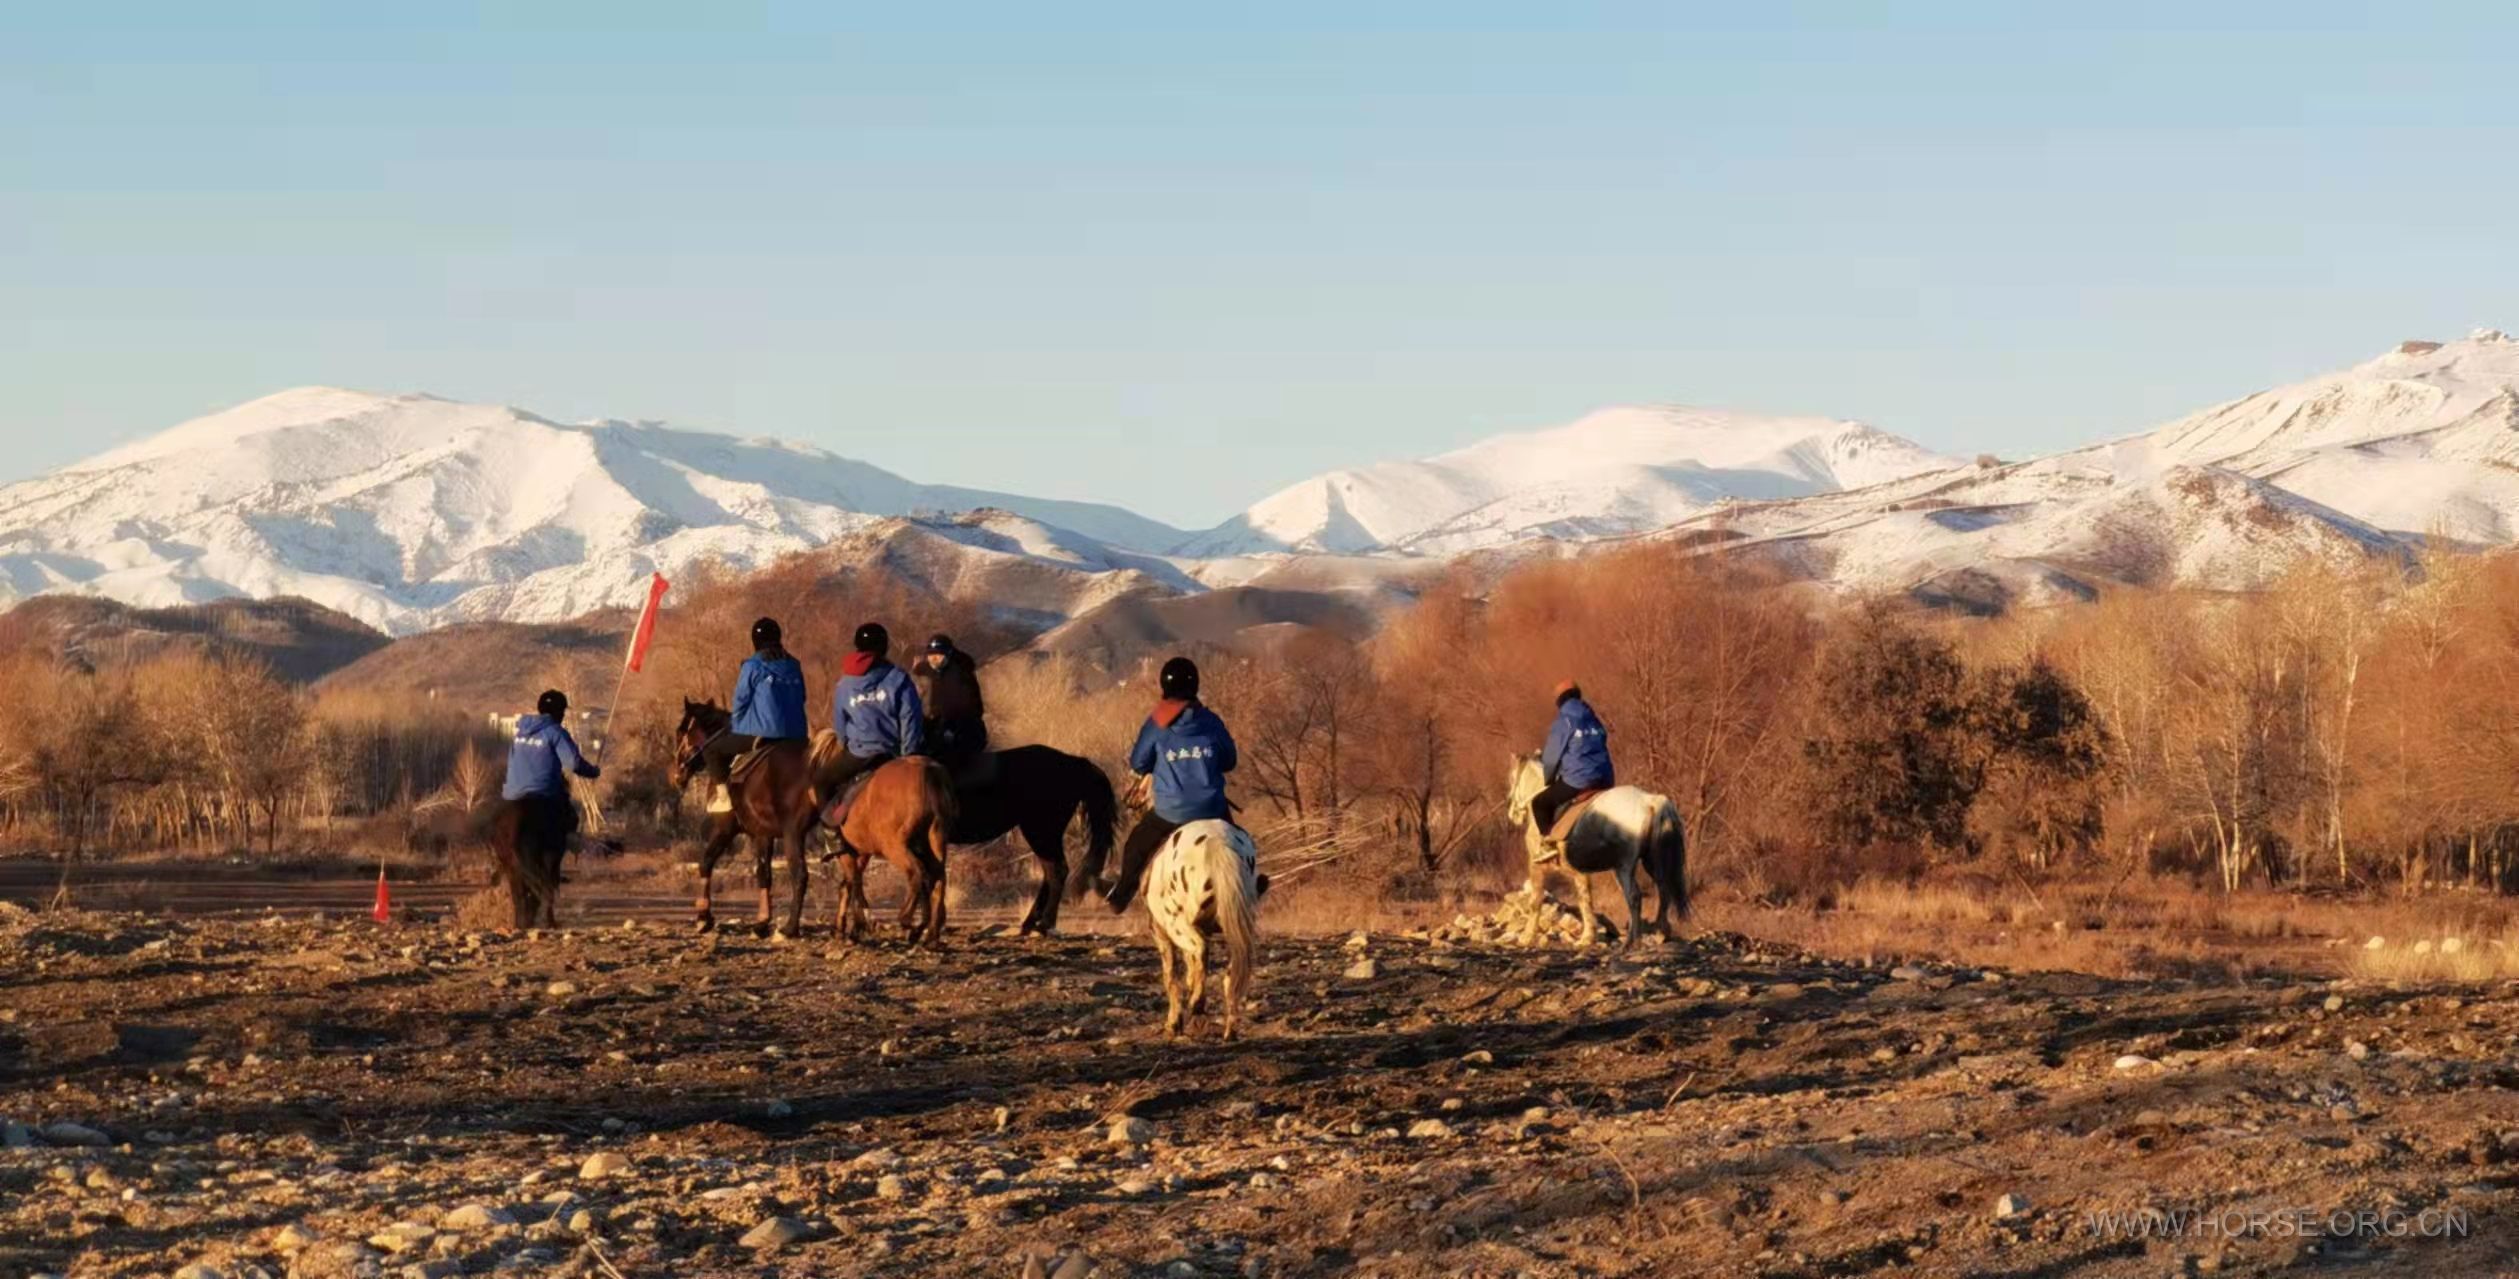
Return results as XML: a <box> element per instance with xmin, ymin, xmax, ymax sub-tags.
<box><xmin>842</xmin><ymin>652</ymin><xmax>880</xmax><ymax>677</ymax></box>
<box><xmin>1152</xmin><ymin>697</ymin><xmax>1192</xmax><ymax>728</ymax></box>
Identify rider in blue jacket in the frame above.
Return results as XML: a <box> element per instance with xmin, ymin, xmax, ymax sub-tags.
<box><xmin>504</xmin><ymin>688</ymin><xmax>601</xmax><ymax>853</ymax></box>
<box><xmin>1533</xmin><ymin>679</ymin><xmax>1613</xmax><ymax>835</ymax></box>
<box><xmin>698</xmin><ymin>617</ymin><xmax>808</xmax><ymax>787</ymax></box>
<box><xmin>823</xmin><ymin>621</ymin><xmax>925</xmax><ymax>802</ymax></box>
<box><xmin>1105</xmin><ymin>655</ymin><xmax>1238</xmax><ymax>911</ymax></box>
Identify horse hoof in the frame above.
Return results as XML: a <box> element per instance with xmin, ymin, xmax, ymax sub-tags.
<box><xmin>692</xmin><ymin>916</ymin><xmax>716</xmax><ymax>934</ymax></box>
<box><xmin>751</xmin><ymin>921</ymin><xmax>773</xmax><ymax>940</ymax></box>
<box><xmin>771</xmin><ymin>929</ymin><xmax>796</xmax><ymax>945</ymax></box>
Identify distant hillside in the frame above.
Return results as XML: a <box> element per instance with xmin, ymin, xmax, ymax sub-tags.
<box><xmin>315</xmin><ymin>618</ymin><xmax>625</xmax><ymax>714</ymax></box>
<box><xmin>1026</xmin><ymin>585</ymin><xmax>1387</xmax><ymax>676</ymax></box>
<box><xmin>0</xmin><ymin>595</ymin><xmax>389</xmax><ymax>683</ymax></box>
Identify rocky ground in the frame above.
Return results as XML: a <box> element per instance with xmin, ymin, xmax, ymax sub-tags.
<box><xmin>6</xmin><ymin>896</ymin><xmax>2519</xmax><ymax>1278</ymax></box>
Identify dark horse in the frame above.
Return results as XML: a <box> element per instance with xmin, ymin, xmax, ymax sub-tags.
<box><xmin>483</xmin><ymin>796</ymin><xmax>614</xmax><ymax>929</ymax></box>
<box><xmin>668</xmin><ymin>699</ymin><xmax>823</xmax><ymax>938</ymax></box>
<box><xmin>947</xmin><ymin>745</ymin><xmax>1117</xmax><ymax>935</ymax></box>
<box><xmin>484</xmin><ymin>800</ymin><xmax>564</xmax><ymax>929</ymax></box>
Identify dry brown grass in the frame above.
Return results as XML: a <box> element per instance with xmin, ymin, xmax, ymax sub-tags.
<box><xmin>1689</xmin><ymin>874</ymin><xmax>2519</xmax><ymax>983</ymax></box>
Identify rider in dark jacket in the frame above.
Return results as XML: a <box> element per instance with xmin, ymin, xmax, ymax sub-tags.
<box><xmin>1105</xmin><ymin>656</ymin><xmax>1238</xmax><ymax>911</ymax></box>
<box><xmin>917</xmin><ymin>633</ymin><xmax>988</xmax><ymax>773</ymax></box>
<box><xmin>698</xmin><ymin>617</ymin><xmax>808</xmax><ymax>786</ymax></box>
<box><xmin>1532</xmin><ymin>679</ymin><xmax>1613</xmax><ymax>835</ymax></box>
<box><xmin>504</xmin><ymin>689</ymin><xmax>600</xmax><ymax>852</ymax></box>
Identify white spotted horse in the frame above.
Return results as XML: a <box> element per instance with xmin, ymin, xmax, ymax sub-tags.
<box><xmin>1504</xmin><ymin>752</ymin><xmax>1688</xmax><ymax>950</ymax></box>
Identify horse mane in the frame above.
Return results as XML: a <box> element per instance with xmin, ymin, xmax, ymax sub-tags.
<box><xmin>683</xmin><ymin>698</ymin><xmax>731</xmax><ymax>732</ymax></box>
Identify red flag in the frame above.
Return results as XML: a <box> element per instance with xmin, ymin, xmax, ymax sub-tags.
<box><xmin>371</xmin><ymin>864</ymin><xmax>392</xmax><ymax>923</ymax></box>
<box><xmin>624</xmin><ymin>571</ymin><xmax>668</xmax><ymax>673</ymax></box>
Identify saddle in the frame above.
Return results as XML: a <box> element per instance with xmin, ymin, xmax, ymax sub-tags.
<box><xmin>711</xmin><ymin>740</ymin><xmax>801</xmax><ymax>814</ymax></box>
<box><xmin>819</xmin><ymin>770</ymin><xmax>879</xmax><ymax>833</ymax></box>
<box><xmin>1543</xmin><ymin>789</ymin><xmax>1608</xmax><ymax>846</ymax></box>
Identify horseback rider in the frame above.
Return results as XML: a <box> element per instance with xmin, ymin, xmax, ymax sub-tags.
<box><xmin>696</xmin><ymin>617</ymin><xmax>808</xmax><ymax>791</ymax></box>
<box><xmin>503</xmin><ymin>689</ymin><xmax>601</xmax><ymax>851</ymax></box>
<box><xmin>825</xmin><ymin>621</ymin><xmax>926</xmax><ymax>806</ymax></box>
<box><xmin>1105</xmin><ymin>656</ymin><xmax>1238</xmax><ymax>912</ymax></box>
<box><xmin>1532</xmin><ymin>678</ymin><xmax>1613</xmax><ymax>838</ymax></box>
<box><xmin>917</xmin><ymin>633</ymin><xmax>988</xmax><ymax>774</ymax></box>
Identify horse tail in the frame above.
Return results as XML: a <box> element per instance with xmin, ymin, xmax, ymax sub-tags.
<box><xmin>1072</xmin><ymin>756</ymin><xmax>1118</xmax><ymax>902</ymax></box>
<box><xmin>1207</xmin><ymin>828</ymin><xmax>1260</xmax><ymax>1003</ymax></box>
<box><xmin>1649</xmin><ymin>800</ymin><xmax>1690</xmax><ymax>924</ymax></box>
<box><xmin>916</xmin><ymin>759</ymin><xmax>956</xmax><ymax>884</ymax></box>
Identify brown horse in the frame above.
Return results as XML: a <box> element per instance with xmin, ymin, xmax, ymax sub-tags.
<box><xmin>668</xmin><ymin>700</ymin><xmax>823</xmax><ymax>938</ymax></box>
<box><xmin>811</xmin><ymin>732</ymin><xmax>956</xmax><ymax>947</ymax></box>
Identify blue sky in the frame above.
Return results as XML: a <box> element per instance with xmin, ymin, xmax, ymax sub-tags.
<box><xmin>6</xmin><ymin>3</ymin><xmax>2515</xmax><ymax>528</ymax></box>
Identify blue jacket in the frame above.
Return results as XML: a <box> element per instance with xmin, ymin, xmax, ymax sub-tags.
<box><xmin>730</xmin><ymin>651</ymin><xmax>809</xmax><ymax>740</ymax></box>
<box><xmin>1129</xmin><ymin>700</ymin><xmax>1237</xmax><ymax>823</ymax></box>
<box><xmin>502</xmin><ymin>714</ymin><xmax>599</xmax><ymax>800</ymax></box>
<box><xmin>834</xmin><ymin>657</ymin><xmax>925</xmax><ymax>759</ymax></box>
<box><xmin>1542</xmin><ymin>696</ymin><xmax>1614</xmax><ymax>790</ymax></box>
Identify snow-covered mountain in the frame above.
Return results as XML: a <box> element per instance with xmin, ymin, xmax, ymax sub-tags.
<box><xmin>0</xmin><ymin>388</ymin><xmax>1187</xmax><ymax>635</ymax></box>
<box><xmin>8</xmin><ymin>331</ymin><xmax>2519</xmax><ymax>636</ymax></box>
<box><xmin>1182</xmin><ymin>406</ymin><xmax>1959</xmax><ymax>556</ymax></box>
<box><xmin>1662</xmin><ymin>329</ymin><xmax>2519</xmax><ymax>609</ymax></box>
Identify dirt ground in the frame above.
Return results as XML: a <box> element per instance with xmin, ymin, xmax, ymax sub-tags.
<box><xmin>5</xmin><ymin>894</ymin><xmax>2519</xmax><ymax>1279</ymax></box>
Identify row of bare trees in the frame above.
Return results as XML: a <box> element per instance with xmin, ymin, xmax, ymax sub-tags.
<box><xmin>0</xmin><ymin>651</ymin><xmax>500</xmax><ymax>856</ymax></box>
<box><xmin>12</xmin><ymin>536</ymin><xmax>2519</xmax><ymax>902</ymax></box>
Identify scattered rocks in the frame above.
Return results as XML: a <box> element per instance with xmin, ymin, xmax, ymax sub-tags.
<box><xmin>765</xmin><ymin>1098</ymin><xmax>795</xmax><ymax>1119</ymax></box>
<box><xmin>172</xmin><ymin>1265</ymin><xmax>224</xmax><ymax>1279</ymax></box>
<box><xmin>1</xmin><ymin>1120</ymin><xmax>32</xmax><ymax>1148</ymax></box>
<box><xmin>39</xmin><ymin>1121</ymin><xmax>109</xmax><ymax>1147</ymax></box>
<box><xmin>1995</xmin><ymin>1192</ymin><xmax>2033</xmax><ymax>1220</ymax></box>
<box><xmin>441</xmin><ymin>1202</ymin><xmax>516</xmax><ymax>1231</ymax></box>
<box><xmin>875</xmin><ymin>1173</ymin><xmax>909</xmax><ymax>1200</ymax></box>
<box><xmin>2113</xmin><ymin>1054</ymin><xmax>2157</xmax><ymax>1072</ymax></box>
<box><xmin>366</xmin><ymin>1221</ymin><xmax>435</xmax><ymax>1254</ymax></box>
<box><xmin>272</xmin><ymin>1224</ymin><xmax>321</xmax><ymax>1253</ymax></box>
<box><xmin>578</xmin><ymin>1151</ymin><xmax>632</xmax><ymax>1180</ymax></box>
<box><xmin>740</xmin><ymin>1216</ymin><xmax>812</xmax><ymax>1250</ymax></box>
<box><xmin>544</xmin><ymin>980</ymin><xmax>580</xmax><ymax>998</ymax></box>
<box><xmin>1108</xmin><ymin>1116</ymin><xmax>1156</xmax><ymax>1147</ymax></box>
<box><xmin>1431</xmin><ymin>887</ymin><xmax>1619</xmax><ymax>946</ymax></box>
<box><xmin>1343</xmin><ymin>958</ymin><xmax>1380</xmax><ymax>980</ymax></box>
<box><xmin>1406</xmin><ymin>1118</ymin><xmax>1453</xmax><ymax>1139</ymax></box>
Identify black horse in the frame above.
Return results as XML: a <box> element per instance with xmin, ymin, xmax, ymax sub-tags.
<box><xmin>945</xmin><ymin>744</ymin><xmax>1118</xmax><ymax>935</ymax></box>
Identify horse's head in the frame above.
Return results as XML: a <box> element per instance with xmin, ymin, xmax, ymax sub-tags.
<box><xmin>666</xmin><ymin>698</ymin><xmax>729</xmax><ymax>788</ymax></box>
<box><xmin>1504</xmin><ymin>752</ymin><xmax>1546</xmax><ymax>825</ymax></box>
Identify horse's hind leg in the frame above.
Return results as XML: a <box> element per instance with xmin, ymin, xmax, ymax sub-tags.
<box><xmin>925</xmin><ymin>817</ymin><xmax>951</xmax><ymax>948</ymax></box>
<box><xmin>1180</xmin><ymin>930</ymin><xmax>1209</xmax><ymax>1029</ymax></box>
<box><xmin>779</xmin><ymin>819</ymin><xmax>811</xmax><ymax>941</ymax></box>
<box><xmin>1020</xmin><ymin>819</ymin><xmax>1067</xmax><ymax>936</ymax></box>
<box><xmin>1614</xmin><ymin>860</ymin><xmax>1644</xmax><ymax>953</ymax></box>
<box><xmin>1150</xmin><ymin>924</ymin><xmax>1184</xmax><ymax>1039</ymax></box>
<box><xmin>751</xmin><ymin>836</ymin><xmax>778</xmax><ymax>938</ymax></box>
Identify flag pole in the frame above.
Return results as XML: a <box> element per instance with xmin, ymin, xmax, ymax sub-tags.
<box><xmin>595</xmin><ymin>572</ymin><xmax>668</xmax><ymax>768</ymax></box>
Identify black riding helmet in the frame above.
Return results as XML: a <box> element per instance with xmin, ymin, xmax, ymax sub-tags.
<box><xmin>751</xmin><ymin>616</ymin><xmax>782</xmax><ymax>650</ymax></box>
<box><xmin>854</xmin><ymin>622</ymin><xmax>890</xmax><ymax>655</ymax></box>
<box><xmin>1159</xmin><ymin>655</ymin><xmax>1200</xmax><ymax>701</ymax></box>
<box><xmin>927</xmin><ymin>633</ymin><xmax>954</xmax><ymax>655</ymax></box>
<box><xmin>537</xmin><ymin>689</ymin><xmax>569</xmax><ymax>718</ymax></box>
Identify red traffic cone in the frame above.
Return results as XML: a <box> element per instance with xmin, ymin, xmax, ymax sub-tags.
<box><xmin>372</xmin><ymin>864</ymin><xmax>393</xmax><ymax>924</ymax></box>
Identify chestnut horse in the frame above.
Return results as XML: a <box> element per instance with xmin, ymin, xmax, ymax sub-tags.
<box><xmin>668</xmin><ymin>699</ymin><xmax>822</xmax><ymax>938</ymax></box>
<box><xmin>810</xmin><ymin>732</ymin><xmax>956</xmax><ymax>946</ymax></box>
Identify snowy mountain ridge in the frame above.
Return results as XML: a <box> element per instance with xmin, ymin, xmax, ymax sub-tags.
<box><xmin>5</xmin><ymin>329</ymin><xmax>2516</xmax><ymax>634</ymax></box>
